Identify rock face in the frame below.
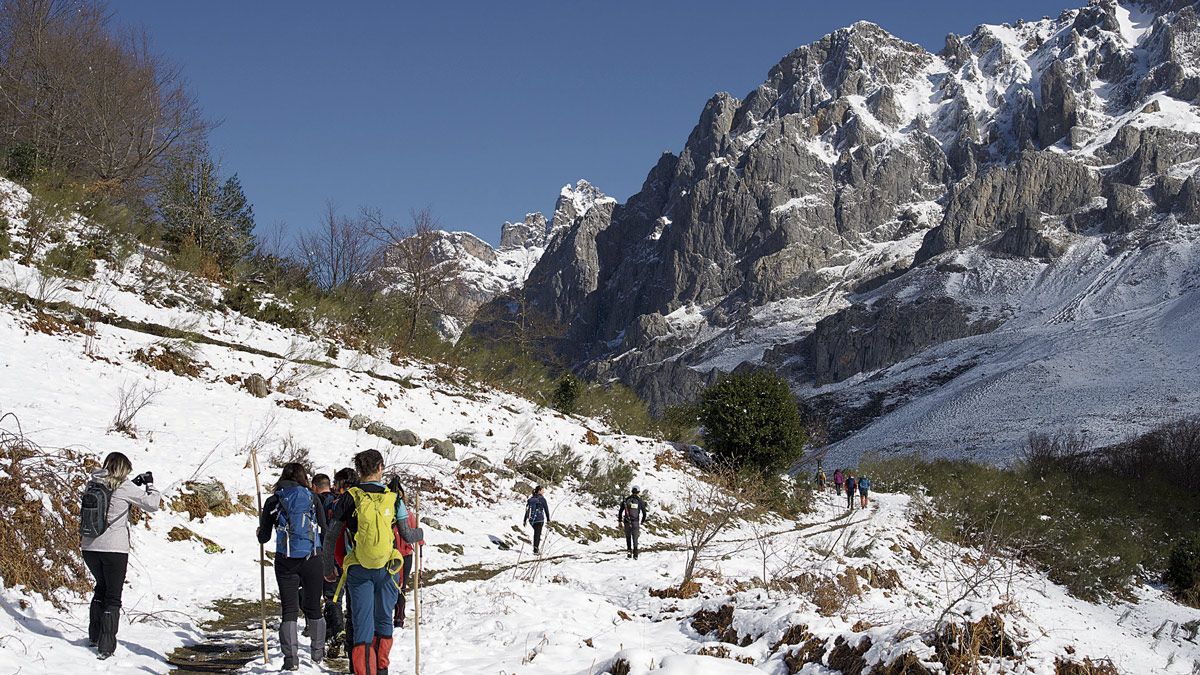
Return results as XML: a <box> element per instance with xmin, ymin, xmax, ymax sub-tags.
<box><xmin>468</xmin><ymin>2</ymin><xmax>1200</xmax><ymax>459</ymax></box>
<box><xmin>244</xmin><ymin>374</ymin><xmax>270</xmax><ymax>398</ymax></box>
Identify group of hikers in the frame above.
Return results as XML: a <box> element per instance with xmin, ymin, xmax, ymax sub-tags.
<box><xmin>79</xmin><ymin>448</ymin><xmax>652</xmax><ymax>672</ymax></box>
<box><xmin>814</xmin><ymin>466</ymin><xmax>872</xmax><ymax>509</ymax></box>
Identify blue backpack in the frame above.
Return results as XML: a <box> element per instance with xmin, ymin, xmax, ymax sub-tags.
<box><xmin>276</xmin><ymin>486</ymin><xmax>321</xmax><ymax>558</ymax></box>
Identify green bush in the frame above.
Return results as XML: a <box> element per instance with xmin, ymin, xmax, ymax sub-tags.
<box><xmin>509</xmin><ymin>445</ymin><xmax>583</xmax><ymax>486</ymax></box>
<box><xmin>1167</xmin><ymin>536</ymin><xmax>1200</xmax><ymax>607</ymax></box>
<box><xmin>699</xmin><ymin>370</ymin><xmax>808</xmax><ymax>474</ymax></box>
<box><xmin>5</xmin><ymin>144</ymin><xmax>40</xmax><ymax>182</ymax></box>
<box><xmin>551</xmin><ymin>373</ymin><xmax>584</xmax><ymax>414</ymax></box>
<box><xmin>0</xmin><ymin>218</ymin><xmax>10</xmax><ymax>259</ymax></box>
<box><xmin>39</xmin><ymin>242</ymin><xmax>96</xmax><ymax>280</ymax></box>
<box><xmin>581</xmin><ymin>456</ymin><xmax>635</xmax><ymax>508</ymax></box>
<box><xmin>576</xmin><ymin>381</ymin><xmax>654</xmax><ymax>436</ymax></box>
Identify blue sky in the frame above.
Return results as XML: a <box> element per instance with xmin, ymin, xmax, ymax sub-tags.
<box><xmin>114</xmin><ymin>1</ymin><xmax>1072</xmax><ymax>244</ymax></box>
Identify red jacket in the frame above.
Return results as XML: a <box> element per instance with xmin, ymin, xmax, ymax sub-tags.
<box><xmin>396</xmin><ymin>508</ymin><xmax>423</xmax><ymax>556</ymax></box>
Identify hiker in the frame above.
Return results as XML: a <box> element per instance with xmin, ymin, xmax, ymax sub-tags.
<box><xmin>858</xmin><ymin>475</ymin><xmax>872</xmax><ymax>509</ymax></box>
<box><xmin>80</xmin><ymin>451</ymin><xmax>162</xmax><ymax>660</ymax></box>
<box><xmin>618</xmin><ymin>486</ymin><xmax>648</xmax><ymax>559</ymax></box>
<box><xmin>256</xmin><ymin>462</ymin><xmax>327</xmax><ymax>671</ymax></box>
<box><xmin>833</xmin><ymin>468</ymin><xmax>844</xmax><ymax>496</ymax></box>
<box><xmin>845</xmin><ymin>472</ymin><xmax>857</xmax><ymax>510</ymax></box>
<box><xmin>320</xmin><ymin>469</ymin><xmax>354</xmax><ymax>659</ymax></box>
<box><xmin>323</xmin><ymin>449</ymin><xmax>423</xmax><ymax>675</ymax></box>
<box><xmin>329</xmin><ymin>467</ymin><xmax>359</xmax><ymax>660</ymax></box>
<box><xmin>523</xmin><ymin>485</ymin><xmax>550</xmax><ymax>555</ymax></box>
<box><xmin>816</xmin><ymin>467</ymin><xmax>827</xmax><ymax>491</ymax></box>
<box><xmin>388</xmin><ymin>476</ymin><xmax>424</xmax><ymax>628</ymax></box>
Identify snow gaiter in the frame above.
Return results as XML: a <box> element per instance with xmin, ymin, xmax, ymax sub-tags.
<box><xmin>373</xmin><ymin>635</ymin><xmax>393</xmax><ymax>674</ymax></box>
<box><xmin>88</xmin><ymin>600</ymin><xmax>103</xmax><ymax>646</ymax></box>
<box><xmin>308</xmin><ymin>617</ymin><xmax>326</xmax><ymax>663</ymax></box>
<box><xmin>97</xmin><ymin>608</ymin><xmax>119</xmax><ymax>658</ymax></box>
<box><xmin>350</xmin><ymin>643</ymin><xmax>376</xmax><ymax>675</ymax></box>
<box><xmin>279</xmin><ymin>620</ymin><xmax>299</xmax><ymax>670</ymax></box>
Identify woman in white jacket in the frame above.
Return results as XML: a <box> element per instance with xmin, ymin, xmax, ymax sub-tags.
<box><xmin>79</xmin><ymin>452</ymin><xmax>162</xmax><ymax>659</ymax></box>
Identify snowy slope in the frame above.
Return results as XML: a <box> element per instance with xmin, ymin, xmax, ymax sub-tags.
<box><xmin>1</xmin><ymin>180</ymin><xmax>1199</xmax><ymax>674</ymax></box>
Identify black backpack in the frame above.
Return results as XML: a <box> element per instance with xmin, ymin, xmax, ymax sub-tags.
<box><xmin>80</xmin><ymin>481</ymin><xmax>113</xmax><ymax>538</ymax></box>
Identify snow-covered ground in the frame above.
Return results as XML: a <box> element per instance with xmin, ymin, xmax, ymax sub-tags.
<box><xmin>1</xmin><ymin>177</ymin><xmax>1198</xmax><ymax>674</ymax></box>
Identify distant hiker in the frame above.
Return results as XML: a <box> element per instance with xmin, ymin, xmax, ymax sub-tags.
<box><xmin>323</xmin><ymin>450</ymin><xmax>423</xmax><ymax>675</ymax></box>
<box><xmin>388</xmin><ymin>476</ymin><xmax>424</xmax><ymax>628</ymax></box>
<box><xmin>523</xmin><ymin>485</ymin><xmax>551</xmax><ymax>555</ymax></box>
<box><xmin>618</xmin><ymin>486</ymin><xmax>648</xmax><ymax>559</ymax></box>
<box><xmin>323</xmin><ymin>467</ymin><xmax>358</xmax><ymax>659</ymax></box>
<box><xmin>79</xmin><ymin>452</ymin><xmax>162</xmax><ymax>660</ymax></box>
<box><xmin>816</xmin><ymin>468</ymin><xmax>827</xmax><ymax>491</ymax></box>
<box><xmin>256</xmin><ymin>462</ymin><xmax>327</xmax><ymax>670</ymax></box>
<box><xmin>845</xmin><ymin>472</ymin><xmax>857</xmax><ymax>510</ymax></box>
<box><xmin>858</xmin><ymin>475</ymin><xmax>871</xmax><ymax>509</ymax></box>
<box><xmin>833</xmin><ymin>469</ymin><xmax>844</xmax><ymax>496</ymax></box>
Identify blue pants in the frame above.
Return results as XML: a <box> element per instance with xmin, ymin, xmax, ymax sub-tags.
<box><xmin>345</xmin><ymin>565</ymin><xmax>399</xmax><ymax>646</ymax></box>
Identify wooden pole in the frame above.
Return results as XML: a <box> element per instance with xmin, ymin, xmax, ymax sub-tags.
<box><xmin>249</xmin><ymin>446</ymin><xmax>269</xmax><ymax>665</ymax></box>
<box><xmin>413</xmin><ymin>487</ymin><xmax>422</xmax><ymax>675</ymax></box>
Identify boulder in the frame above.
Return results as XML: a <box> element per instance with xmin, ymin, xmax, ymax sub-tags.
<box><xmin>429</xmin><ymin>439</ymin><xmax>457</xmax><ymax>461</ymax></box>
<box><xmin>349</xmin><ymin>415</ymin><xmax>371</xmax><ymax>431</ymax></box>
<box><xmin>367</xmin><ymin>422</ymin><xmax>419</xmax><ymax>446</ymax></box>
<box><xmin>244</xmin><ymin>373</ymin><xmax>270</xmax><ymax>398</ymax></box>
<box><xmin>323</xmin><ymin>403</ymin><xmax>350</xmax><ymax>420</ymax></box>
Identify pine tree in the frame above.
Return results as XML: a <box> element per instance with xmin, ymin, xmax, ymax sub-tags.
<box><xmin>156</xmin><ymin>153</ymin><xmax>256</xmax><ymax>270</ymax></box>
<box><xmin>214</xmin><ymin>174</ymin><xmax>256</xmax><ymax>263</ymax></box>
<box><xmin>698</xmin><ymin>370</ymin><xmax>808</xmax><ymax>474</ymax></box>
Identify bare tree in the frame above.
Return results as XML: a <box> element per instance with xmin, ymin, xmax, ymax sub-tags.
<box><xmin>0</xmin><ymin>0</ymin><xmax>210</xmax><ymax>186</ymax></box>
<box><xmin>296</xmin><ymin>202</ymin><xmax>379</xmax><ymax>290</ymax></box>
<box><xmin>678</xmin><ymin>468</ymin><xmax>761</xmax><ymax>587</ymax></box>
<box><xmin>366</xmin><ymin>206</ymin><xmax>462</xmax><ymax>350</ymax></box>
<box><xmin>109</xmin><ymin>381</ymin><xmax>162</xmax><ymax>438</ymax></box>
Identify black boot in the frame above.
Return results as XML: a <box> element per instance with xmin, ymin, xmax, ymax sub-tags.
<box><xmin>97</xmin><ymin>609</ymin><xmax>119</xmax><ymax>659</ymax></box>
<box><xmin>88</xmin><ymin>600</ymin><xmax>103</xmax><ymax>647</ymax></box>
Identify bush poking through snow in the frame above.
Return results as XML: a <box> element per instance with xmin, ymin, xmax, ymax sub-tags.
<box><xmin>933</xmin><ymin>613</ymin><xmax>1017</xmax><ymax>674</ymax></box>
<box><xmin>698</xmin><ymin>370</ymin><xmax>808</xmax><ymax>475</ymax></box>
<box><xmin>133</xmin><ymin>345</ymin><xmax>206</xmax><ymax>378</ymax></box>
<box><xmin>1166</xmin><ymin>534</ymin><xmax>1200</xmax><ymax>607</ymax></box>
<box><xmin>268</xmin><ymin>434</ymin><xmax>313</xmax><ymax>475</ymax></box>
<box><xmin>0</xmin><ymin>414</ymin><xmax>92</xmax><ymax>607</ymax></box>
<box><xmin>1053</xmin><ymin>657</ymin><xmax>1120</xmax><ymax>675</ymax></box>
<box><xmin>108</xmin><ymin>381</ymin><xmax>161</xmax><ymax>438</ymax></box>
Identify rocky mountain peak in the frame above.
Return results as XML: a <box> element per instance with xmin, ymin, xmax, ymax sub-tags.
<box><xmin>499</xmin><ymin>212</ymin><xmax>549</xmax><ymax>250</ymax></box>
<box><xmin>551</xmin><ymin>180</ymin><xmax>614</xmax><ymax>234</ymax></box>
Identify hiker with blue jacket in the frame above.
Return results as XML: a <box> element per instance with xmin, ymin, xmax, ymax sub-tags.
<box><xmin>523</xmin><ymin>485</ymin><xmax>551</xmax><ymax>554</ymax></box>
<box><xmin>256</xmin><ymin>462</ymin><xmax>328</xmax><ymax>670</ymax></box>
<box><xmin>80</xmin><ymin>451</ymin><xmax>162</xmax><ymax>660</ymax></box>
<box><xmin>322</xmin><ymin>449</ymin><xmax>424</xmax><ymax>675</ymax></box>
<box><xmin>858</xmin><ymin>475</ymin><xmax>872</xmax><ymax>508</ymax></box>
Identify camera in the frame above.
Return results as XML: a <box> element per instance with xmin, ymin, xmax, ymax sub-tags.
<box><xmin>131</xmin><ymin>471</ymin><xmax>154</xmax><ymax>487</ymax></box>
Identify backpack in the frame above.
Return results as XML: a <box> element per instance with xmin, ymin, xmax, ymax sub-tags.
<box><xmin>622</xmin><ymin>496</ymin><xmax>642</xmax><ymax>525</ymax></box>
<box><xmin>276</xmin><ymin>486</ymin><xmax>320</xmax><ymax>558</ymax></box>
<box><xmin>346</xmin><ymin>486</ymin><xmax>400</xmax><ymax>570</ymax></box>
<box><xmin>80</xmin><ymin>481</ymin><xmax>113</xmax><ymax>538</ymax></box>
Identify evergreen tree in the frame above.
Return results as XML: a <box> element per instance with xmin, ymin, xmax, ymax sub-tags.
<box><xmin>698</xmin><ymin>370</ymin><xmax>807</xmax><ymax>474</ymax></box>
<box><xmin>156</xmin><ymin>153</ymin><xmax>256</xmax><ymax>270</ymax></box>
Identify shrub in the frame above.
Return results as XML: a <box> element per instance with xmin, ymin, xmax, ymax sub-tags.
<box><xmin>0</xmin><ymin>217</ymin><xmax>10</xmax><ymax>259</ymax></box>
<box><xmin>581</xmin><ymin>456</ymin><xmax>635</xmax><ymax>508</ymax></box>
<box><xmin>39</xmin><ymin>242</ymin><xmax>97</xmax><ymax>280</ymax></box>
<box><xmin>1166</xmin><ymin>535</ymin><xmax>1200</xmax><ymax>606</ymax></box>
<box><xmin>509</xmin><ymin>445</ymin><xmax>583</xmax><ymax>486</ymax></box>
<box><xmin>551</xmin><ymin>373</ymin><xmax>584</xmax><ymax>414</ymax></box>
<box><xmin>699</xmin><ymin>370</ymin><xmax>808</xmax><ymax>474</ymax></box>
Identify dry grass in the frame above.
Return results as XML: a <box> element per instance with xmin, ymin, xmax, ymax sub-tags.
<box><xmin>650</xmin><ymin>579</ymin><xmax>701</xmax><ymax>599</ymax></box>
<box><xmin>1054</xmin><ymin>657</ymin><xmax>1119</xmax><ymax>675</ymax></box>
<box><xmin>132</xmin><ymin>345</ymin><xmax>206</xmax><ymax>378</ymax></box>
<box><xmin>933</xmin><ymin>613</ymin><xmax>1017</xmax><ymax>674</ymax></box>
<box><xmin>0</xmin><ymin>414</ymin><xmax>93</xmax><ymax>607</ymax></box>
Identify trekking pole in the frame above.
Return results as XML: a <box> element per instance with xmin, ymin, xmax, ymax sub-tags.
<box><xmin>248</xmin><ymin>446</ymin><xmax>269</xmax><ymax>665</ymax></box>
<box><xmin>413</xmin><ymin>487</ymin><xmax>422</xmax><ymax>675</ymax></box>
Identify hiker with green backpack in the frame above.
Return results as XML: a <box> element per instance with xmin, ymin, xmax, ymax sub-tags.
<box><xmin>323</xmin><ymin>449</ymin><xmax>424</xmax><ymax>675</ymax></box>
<box><xmin>256</xmin><ymin>462</ymin><xmax>328</xmax><ymax>670</ymax></box>
<box><xmin>79</xmin><ymin>451</ymin><xmax>162</xmax><ymax>660</ymax></box>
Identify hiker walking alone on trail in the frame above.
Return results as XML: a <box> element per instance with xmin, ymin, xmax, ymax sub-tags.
<box><xmin>323</xmin><ymin>450</ymin><xmax>423</xmax><ymax>675</ymax></box>
<box><xmin>523</xmin><ymin>485</ymin><xmax>550</xmax><ymax>555</ymax></box>
<box><xmin>816</xmin><ymin>467</ymin><xmax>827</xmax><ymax>492</ymax></box>
<box><xmin>388</xmin><ymin>476</ymin><xmax>424</xmax><ymax>628</ymax></box>
<box><xmin>845</xmin><ymin>472</ymin><xmax>857</xmax><ymax>510</ymax></box>
<box><xmin>256</xmin><ymin>462</ymin><xmax>327</xmax><ymax>670</ymax></box>
<box><xmin>321</xmin><ymin>468</ymin><xmax>352</xmax><ymax>658</ymax></box>
<box><xmin>618</xmin><ymin>486</ymin><xmax>648</xmax><ymax>559</ymax></box>
<box><xmin>80</xmin><ymin>451</ymin><xmax>161</xmax><ymax>660</ymax></box>
<box><xmin>858</xmin><ymin>475</ymin><xmax>872</xmax><ymax>509</ymax></box>
<box><xmin>833</xmin><ymin>469</ymin><xmax>844</xmax><ymax>497</ymax></box>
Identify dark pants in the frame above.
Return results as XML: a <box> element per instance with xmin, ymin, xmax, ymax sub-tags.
<box><xmin>323</xmin><ymin>577</ymin><xmax>344</xmax><ymax>639</ymax></box>
<box><xmin>393</xmin><ymin>554</ymin><xmax>414</xmax><ymax>627</ymax></box>
<box><xmin>531</xmin><ymin>522</ymin><xmax>544</xmax><ymax>551</ymax></box>
<box><xmin>623</xmin><ymin>523</ymin><xmax>640</xmax><ymax>553</ymax></box>
<box><xmin>83</xmin><ymin>551</ymin><xmax>129</xmax><ymax>610</ymax></box>
<box><xmin>846</xmin><ymin>487</ymin><xmax>855</xmax><ymax>509</ymax></box>
<box><xmin>275</xmin><ymin>555</ymin><xmax>324</xmax><ymax>622</ymax></box>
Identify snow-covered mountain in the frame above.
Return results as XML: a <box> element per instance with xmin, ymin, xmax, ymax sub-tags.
<box><xmin>471</xmin><ymin>0</ymin><xmax>1200</xmax><ymax>462</ymax></box>
<box><xmin>1</xmin><ymin>175</ymin><xmax>1197</xmax><ymax>674</ymax></box>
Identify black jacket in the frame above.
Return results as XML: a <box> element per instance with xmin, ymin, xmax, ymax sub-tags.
<box><xmin>524</xmin><ymin>494</ymin><xmax>550</xmax><ymax>525</ymax></box>
<box><xmin>618</xmin><ymin>495</ymin><xmax>647</xmax><ymax>527</ymax></box>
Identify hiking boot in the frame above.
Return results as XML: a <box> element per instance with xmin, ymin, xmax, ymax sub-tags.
<box><xmin>326</xmin><ymin>631</ymin><xmax>343</xmax><ymax>659</ymax></box>
<box><xmin>97</xmin><ymin>608</ymin><xmax>119</xmax><ymax>658</ymax></box>
<box><xmin>279</xmin><ymin>620</ymin><xmax>299</xmax><ymax>670</ymax></box>
<box><xmin>633</xmin><ymin>551</ymin><xmax>639</xmax><ymax>560</ymax></box>
<box><xmin>626</xmin><ymin>552</ymin><xmax>632</xmax><ymax>559</ymax></box>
